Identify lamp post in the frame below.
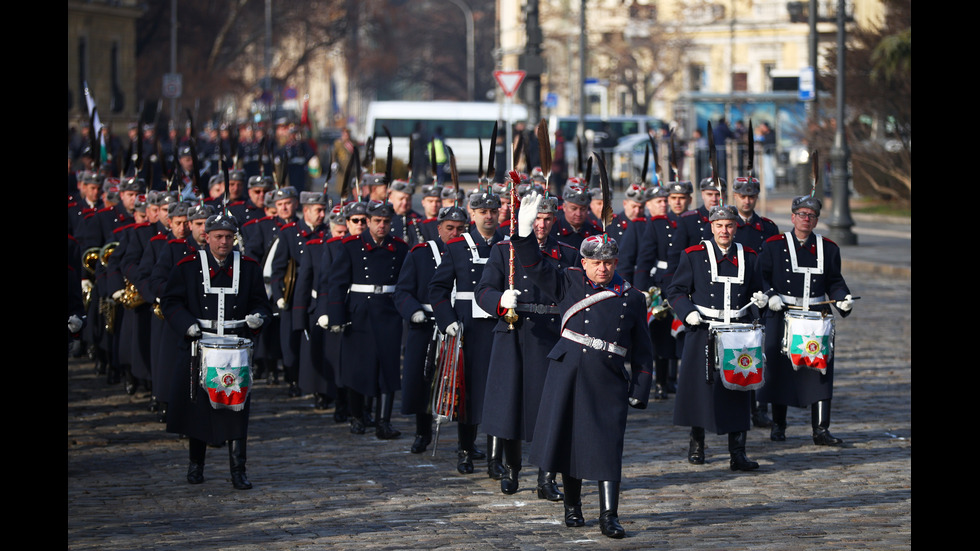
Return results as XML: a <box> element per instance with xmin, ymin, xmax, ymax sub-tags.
<box><xmin>445</xmin><ymin>0</ymin><xmax>475</xmax><ymax>101</ymax></box>
<box><xmin>827</xmin><ymin>0</ymin><xmax>857</xmax><ymax>245</ymax></box>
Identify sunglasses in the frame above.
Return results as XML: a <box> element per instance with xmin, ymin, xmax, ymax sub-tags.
<box><xmin>349</xmin><ymin>217</ymin><xmax>367</xmax><ymax>224</ymax></box>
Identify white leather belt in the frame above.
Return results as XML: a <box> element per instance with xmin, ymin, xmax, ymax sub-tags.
<box><xmin>350</xmin><ymin>284</ymin><xmax>395</xmax><ymax>294</ymax></box>
<box><xmin>197</xmin><ymin>319</ymin><xmax>247</xmax><ymax>329</ymax></box>
<box><xmin>561</xmin><ymin>329</ymin><xmax>626</xmax><ymax>357</ymax></box>
<box><xmin>778</xmin><ymin>294</ymin><xmax>826</xmax><ymax>306</ymax></box>
<box><xmin>455</xmin><ymin>291</ymin><xmax>474</xmax><ymax>300</ymax></box>
<box><xmin>516</xmin><ymin>303</ymin><xmax>560</xmax><ymax>315</ymax></box>
<box><xmin>695</xmin><ymin>304</ymin><xmax>752</xmax><ymax>321</ymax></box>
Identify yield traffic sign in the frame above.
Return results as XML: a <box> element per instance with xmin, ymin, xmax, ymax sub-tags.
<box><xmin>494</xmin><ymin>70</ymin><xmax>526</xmax><ymax>98</ymax></box>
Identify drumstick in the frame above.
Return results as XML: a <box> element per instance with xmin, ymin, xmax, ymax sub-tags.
<box><xmin>786</xmin><ymin>296</ymin><xmax>861</xmax><ymax>310</ymax></box>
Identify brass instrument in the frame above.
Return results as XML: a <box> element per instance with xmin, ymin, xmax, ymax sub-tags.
<box><xmin>647</xmin><ymin>286</ymin><xmax>671</xmax><ymax>321</ymax></box>
<box><xmin>282</xmin><ymin>258</ymin><xmax>298</xmax><ymax>305</ymax></box>
<box><xmin>99</xmin><ymin>241</ymin><xmax>119</xmax><ymax>266</ymax></box>
<box><xmin>98</xmin><ymin>241</ymin><xmax>119</xmax><ymax>332</ymax></box>
<box><xmin>120</xmin><ymin>280</ymin><xmax>147</xmax><ymax>309</ymax></box>
<box><xmin>82</xmin><ymin>247</ymin><xmax>101</xmax><ymax>275</ymax></box>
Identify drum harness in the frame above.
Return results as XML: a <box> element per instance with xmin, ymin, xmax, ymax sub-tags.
<box><xmin>781</xmin><ymin>232</ymin><xmax>825</xmax><ymax>310</ymax></box>
<box><xmin>197</xmin><ymin>251</ymin><xmax>246</xmax><ymax>336</ymax></box>
<box><xmin>696</xmin><ymin>240</ymin><xmax>752</xmax><ymax>325</ymax></box>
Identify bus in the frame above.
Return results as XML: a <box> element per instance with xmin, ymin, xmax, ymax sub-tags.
<box><xmin>365</xmin><ymin>101</ymin><xmax>529</xmax><ymax>175</ymax></box>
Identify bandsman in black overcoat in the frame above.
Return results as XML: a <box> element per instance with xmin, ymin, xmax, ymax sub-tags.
<box><xmin>161</xmin><ymin>214</ymin><xmax>271</xmax><ymax>490</ymax></box>
<box><xmin>512</xmin><ymin>191</ymin><xmax>653</xmax><ymax>539</ymax></box>
<box><xmin>326</xmin><ymin>201</ymin><xmax>409</xmax><ymax>439</ymax></box>
<box><xmin>758</xmin><ymin>196</ymin><xmax>853</xmax><ymax>446</ymax></box>
<box><xmin>428</xmin><ymin>190</ymin><xmax>505</xmax><ymax>474</ymax></box>
<box><xmin>667</xmin><ymin>205</ymin><xmax>769</xmax><ymax>472</ymax></box>
<box><xmin>393</xmin><ymin>205</ymin><xmax>468</xmax><ymax>454</ymax></box>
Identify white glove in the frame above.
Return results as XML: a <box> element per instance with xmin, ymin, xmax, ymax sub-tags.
<box><xmin>768</xmin><ymin>295</ymin><xmax>785</xmax><ymax>312</ymax></box>
<box><xmin>186</xmin><ymin>324</ymin><xmax>202</xmax><ymax>338</ymax></box>
<box><xmin>329</xmin><ymin>325</ymin><xmax>344</xmax><ymax>333</ymax></box>
<box><xmin>112</xmin><ymin>289</ymin><xmax>125</xmax><ymax>301</ymax></box>
<box><xmin>68</xmin><ymin>315</ymin><xmax>83</xmax><ymax>333</ymax></box>
<box><xmin>81</xmin><ymin>279</ymin><xmax>93</xmax><ymax>293</ymax></box>
<box><xmin>685</xmin><ymin>311</ymin><xmax>702</xmax><ymax>326</ymax></box>
<box><xmin>751</xmin><ymin>291</ymin><xmax>768</xmax><ymax>309</ymax></box>
<box><xmin>445</xmin><ymin>321</ymin><xmax>459</xmax><ymax>337</ymax></box>
<box><xmin>500</xmin><ymin>289</ymin><xmax>521</xmax><ymax>309</ymax></box>
<box><xmin>411</xmin><ymin>310</ymin><xmax>428</xmax><ymax>324</ymax></box>
<box><xmin>837</xmin><ymin>294</ymin><xmax>854</xmax><ymax>312</ymax></box>
<box><xmin>518</xmin><ymin>192</ymin><xmax>541</xmax><ymax>238</ymax></box>
<box><xmin>277</xmin><ymin>298</ymin><xmax>286</xmax><ymax>310</ymax></box>
<box><xmin>245</xmin><ymin>313</ymin><xmax>264</xmax><ymax>329</ymax></box>
<box><xmin>317</xmin><ymin>315</ymin><xmax>330</xmax><ymax>329</ymax></box>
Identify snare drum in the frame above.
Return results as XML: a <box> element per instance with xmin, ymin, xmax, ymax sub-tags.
<box><xmin>781</xmin><ymin>310</ymin><xmax>835</xmax><ymax>374</ymax></box>
<box><xmin>199</xmin><ymin>335</ymin><xmax>254</xmax><ymax>411</ymax></box>
<box><xmin>710</xmin><ymin>323</ymin><xmax>765</xmax><ymax>391</ymax></box>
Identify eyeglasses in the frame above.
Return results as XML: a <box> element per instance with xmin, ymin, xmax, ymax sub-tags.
<box><xmin>349</xmin><ymin>217</ymin><xmax>367</xmax><ymax>224</ymax></box>
<box><xmin>793</xmin><ymin>212</ymin><xmax>818</xmax><ymax>220</ymax></box>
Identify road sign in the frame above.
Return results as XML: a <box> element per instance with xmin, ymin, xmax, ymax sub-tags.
<box><xmin>799</xmin><ymin>67</ymin><xmax>815</xmax><ymax>101</ymax></box>
<box><xmin>545</xmin><ymin>92</ymin><xmax>558</xmax><ymax>109</ymax></box>
<box><xmin>494</xmin><ymin>70</ymin><xmax>526</xmax><ymax>98</ymax></box>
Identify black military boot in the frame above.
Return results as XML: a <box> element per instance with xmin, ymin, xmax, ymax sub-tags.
<box><xmin>770</xmin><ymin>404</ymin><xmax>787</xmax><ymax>441</ymax></box>
<box><xmin>751</xmin><ymin>391</ymin><xmax>773</xmax><ymax>427</ymax></box>
<box><xmin>411</xmin><ymin>413</ymin><xmax>432</xmax><ymax>454</ymax></box>
<box><xmin>347</xmin><ymin>389</ymin><xmax>366</xmax><ymax>435</ymax></box>
<box><xmin>688</xmin><ymin>427</ymin><xmax>705</xmax><ymax>464</ymax></box>
<box><xmin>537</xmin><ymin>469</ymin><xmax>563</xmax><ymax>501</ymax></box>
<box><xmin>333</xmin><ymin>388</ymin><xmax>349</xmax><ymax>423</ymax></box>
<box><xmin>598</xmin><ymin>480</ymin><xmax>625</xmax><ymax>538</ymax></box>
<box><xmin>562</xmin><ymin>474</ymin><xmax>584</xmax><ymax>527</ymax></box>
<box><xmin>456</xmin><ymin>423</ymin><xmax>477</xmax><ymax>474</ymax></box>
<box><xmin>653</xmin><ymin>358</ymin><xmax>669</xmax><ymax>400</ymax></box>
<box><xmin>486</xmin><ymin>436</ymin><xmax>507</xmax><ymax>480</ymax></box>
<box><xmin>812</xmin><ymin>400</ymin><xmax>843</xmax><ymax>446</ymax></box>
<box><xmin>313</xmin><ymin>393</ymin><xmax>330</xmax><ymax>410</ymax></box>
<box><xmin>363</xmin><ymin>396</ymin><xmax>376</xmax><ymax>428</ymax></box>
<box><xmin>375</xmin><ymin>393</ymin><xmax>401</xmax><ymax>440</ymax></box>
<box><xmin>729</xmin><ymin>431</ymin><xmax>760</xmax><ymax>471</ymax></box>
<box><xmin>186</xmin><ymin>438</ymin><xmax>206</xmax><ymax>484</ymax></box>
<box><xmin>229</xmin><ymin>439</ymin><xmax>252</xmax><ymax>490</ymax></box>
<box><xmin>500</xmin><ymin>438</ymin><xmax>522</xmax><ymax>495</ymax></box>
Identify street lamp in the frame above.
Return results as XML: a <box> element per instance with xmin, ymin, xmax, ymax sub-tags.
<box><xmin>445</xmin><ymin>0</ymin><xmax>475</xmax><ymax>101</ymax></box>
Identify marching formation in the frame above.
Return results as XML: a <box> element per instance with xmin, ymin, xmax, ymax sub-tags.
<box><xmin>68</xmin><ymin>116</ymin><xmax>854</xmax><ymax>539</ymax></box>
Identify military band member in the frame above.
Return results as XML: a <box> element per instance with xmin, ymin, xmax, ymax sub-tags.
<box><xmin>271</xmin><ymin>191</ymin><xmax>328</xmax><ymax>397</ymax></box>
<box><xmin>667</xmin><ymin>205</ymin><xmax>769</xmax><ymax>472</ymax></box>
<box><xmin>415</xmin><ymin>183</ymin><xmax>444</xmax><ymax>243</ymax></box>
<box><xmin>294</xmin><ymin>204</ymin><xmax>348</xmax><ymax>410</ymax></box>
<box><xmin>676</xmin><ymin>177</ymin><xmax>724</xmax><ymax>248</ymax></box>
<box><xmin>388</xmin><ymin>179</ymin><xmax>424</xmax><ymax>245</ymax></box>
<box><xmin>394</xmin><ymin>205</ymin><xmax>468</xmax><ymax>454</ymax></box>
<box><xmin>326</xmin><ymin>201</ymin><xmax>408</xmax><ymax>439</ymax></box>
<box><xmin>147</xmin><ymin>203</ymin><xmax>210</xmax><ymax>422</ymax></box>
<box><xmin>758</xmin><ymin>196</ymin><xmax>853</xmax><ymax>446</ymax></box>
<box><xmin>162</xmin><ymin>213</ymin><xmax>271</xmax><ymax>490</ymax></box>
<box><xmin>475</xmin><ymin>194</ymin><xmax>579</xmax><ymax>500</ymax></box>
<box><xmin>551</xmin><ymin>183</ymin><xmax>604</xmax><ymax>249</ymax></box>
<box><xmin>316</xmin><ymin>202</ymin><xmax>370</xmax><ymax>423</ymax></box>
<box><xmin>428</xmin><ymin>189</ymin><xmax>505</xmax><ymax>474</ymax></box>
<box><xmin>513</xmin><ymin>192</ymin><xmax>653</xmax><ymax>539</ymax></box>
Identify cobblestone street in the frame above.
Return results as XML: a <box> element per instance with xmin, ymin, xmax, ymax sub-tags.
<box><xmin>68</xmin><ymin>270</ymin><xmax>910</xmax><ymax>550</ymax></box>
